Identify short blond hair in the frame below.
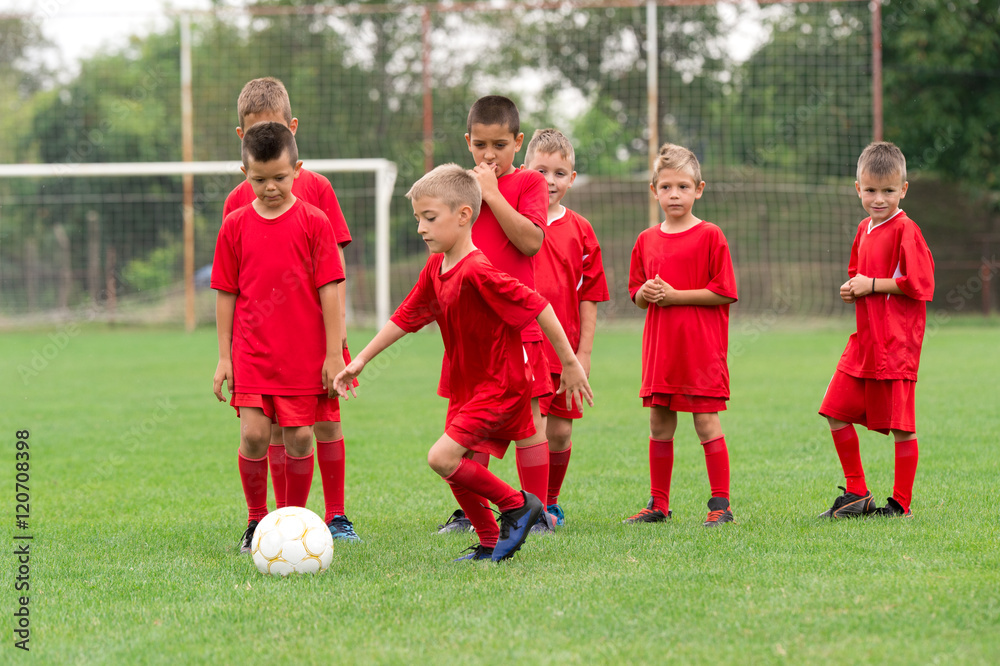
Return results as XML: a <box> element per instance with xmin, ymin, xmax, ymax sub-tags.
<box><xmin>857</xmin><ymin>141</ymin><xmax>907</xmax><ymax>183</ymax></box>
<box><xmin>237</xmin><ymin>77</ymin><xmax>292</xmax><ymax>129</ymax></box>
<box><xmin>525</xmin><ymin>128</ymin><xmax>576</xmax><ymax>168</ymax></box>
<box><xmin>651</xmin><ymin>143</ymin><xmax>702</xmax><ymax>185</ymax></box>
<box><xmin>405</xmin><ymin>164</ymin><xmax>482</xmax><ymax>221</ymax></box>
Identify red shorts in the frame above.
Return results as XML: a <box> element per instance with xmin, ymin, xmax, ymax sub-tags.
<box><xmin>445</xmin><ymin>394</ymin><xmax>535</xmax><ymax>460</ymax></box>
<box><xmin>539</xmin><ymin>373</ymin><xmax>584</xmax><ymax>419</ymax></box>
<box><xmin>643</xmin><ymin>392</ymin><xmax>727</xmax><ymax>413</ymax></box>
<box><xmin>232</xmin><ymin>393</ymin><xmax>340</xmax><ymax>427</ymax></box>
<box><xmin>819</xmin><ymin>369</ymin><xmax>916</xmax><ymax>434</ymax></box>
<box><xmin>524</xmin><ymin>341</ymin><xmax>554</xmax><ymax>398</ymax></box>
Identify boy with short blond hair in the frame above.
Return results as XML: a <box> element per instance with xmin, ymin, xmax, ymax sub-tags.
<box><xmin>437</xmin><ymin>95</ymin><xmax>556</xmax><ymax>534</ymax></box>
<box><xmin>818</xmin><ymin>141</ymin><xmax>935</xmax><ymax>519</ymax></box>
<box><xmin>523</xmin><ymin>128</ymin><xmax>610</xmax><ymax>527</ymax></box>
<box><xmin>626</xmin><ymin>143</ymin><xmax>739</xmax><ymax>527</ymax></box>
<box><xmin>223</xmin><ymin>76</ymin><xmax>360</xmax><ymax>545</ymax></box>
<box><xmin>212</xmin><ymin>122</ymin><xmax>345</xmax><ymax>550</ymax></box>
<box><xmin>334</xmin><ymin>164</ymin><xmax>593</xmax><ymax>562</ymax></box>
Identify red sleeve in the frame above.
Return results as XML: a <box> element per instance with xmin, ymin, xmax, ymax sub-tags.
<box><xmin>518</xmin><ymin>169</ymin><xmax>548</xmax><ymax>229</ymax></box>
<box><xmin>223</xmin><ymin>181</ymin><xmax>251</xmax><ymax>220</ymax></box>
<box><xmin>475</xmin><ymin>264</ymin><xmax>548</xmax><ymax>331</ymax></box>
<box><xmin>310</xmin><ymin>211</ymin><xmax>345</xmax><ymax>289</ymax></box>
<box><xmin>311</xmin><ymin>172</ymin><xmax>353</xmax><ymax>247</ymax></box>
<box><xmin>628</xmin><ymin>232</ymin><xmax>648</xmax><ymax>301</ymax></box>
<box><xmin>847</xmin><ymin>221</ymin><xmax>864</xmax><ymax>278</ymax></box>
<box><xmin>705</xmin><ymin>225</ymin><xmax>738</xmax><ymax>300</ymax></box>
<box><xmin>210</xmin><ymin>213</ymin><xmax>240</xmax><ymax>294</ymax></box>
<box><xmin>390</xmin><ymin>256</ymin><xmax>438</xmax><ymax>333</ymax></box>
<box><xmin>895</xmin><ymin>223</ymin><xmax>935</xmax><ymax>301</ymax></box>
<box><xmin>579</xmin><ymin>220</ymin><xmax>610</xmax><ymax>303</ymax></box>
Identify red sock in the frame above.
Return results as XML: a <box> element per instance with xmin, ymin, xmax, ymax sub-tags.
<box><xmin>547</xmin><ymin>445</ymin><xmax>572</xmax><ymax>506</ymax></box>
<box><xmin>649</xmin><ymin>438</ymin><xmax>674</xmax><ymax>514</ymax></box>
<box><xmin>284</xmin><ymin>450</ymin><xmax>314</xmax><ymax>508</ymax></box>
<box><xmin>447</xmin><ymin>482</ymin><xmax>499</xmax><ymax>548</ymax></box>
<box><xmin>515</xmin><ymin>441</ymin><xmax>549</xmax><ymax>503</ymax></box>
<box><xmin>893</xmin><ymin>438</ymin><xmax>919</xmax><ymax>512</ymax></box>
<box><xmin>267</xmin><ymin>444</ymin><xmax>287</xmax><ymax>509</ymax></box>
<box><xmin>238</xmin><ymin>452</ymin><xmax>269</xmax><ymax>523</ymax></box>
<box><xmin>445</xmin><ymin>457</ymin><xmax>523</xmax><ymax>512</ymax></box>
<box><xmin>702</xmin><ymin>435</ymin><xmax>730</xmax><ymax>500</ymax></box>
<box><xmin>316</xmin><ymin>439</ymin><xmax>346</xmax><ymax>521</ymax></box>
<box><xmin>832</xmin><ymin>424</ymin><xmax>867</xmax><ymax>496</ymax></box>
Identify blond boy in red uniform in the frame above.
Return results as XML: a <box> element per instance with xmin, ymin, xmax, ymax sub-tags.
<box><xmin>223</xmin><ymin>77</ymin><xmax>360</xmax><ymax>542</ymax></box>
<box><xmin>626</xmin><ymin>144</ymin><xmax>739</xmax><ymax>527</ymax></box>
<box><xmin>334</xmin><ymin>164</ymin><xmax>593</xmax><ymax>562</ymax></box>
<box><xmin>818</xmin><ymin>141</ymin><xmax>935</xmax><ymax>519</ymax></box>
<box><xmin>522</xmin><ymin>129</ymin><xmax>610</xmax><ymax>529</ymax></box>
<box><xmin>212</xmin><ymin>123</ymin><xmax>345</xmax><ymax>551</ymax></box>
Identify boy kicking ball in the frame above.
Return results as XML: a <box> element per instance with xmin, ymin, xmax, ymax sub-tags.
<box><xmin>334</xmin><ymin>164</ymin><xmax>593</xmax><ymax>562</ymax></box>
<box><xmin>818</xmin><ymin>141</ymin><xmax>935</xmax><ymax>519</ymax></box>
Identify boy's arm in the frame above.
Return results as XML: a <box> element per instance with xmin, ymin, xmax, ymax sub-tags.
<box><xmin>213</xmin><ymin>291</ymin><xmax>237</xmax><ymax>402</ymax></box>
<box><xmin>319</xmin><ymin>282</ymin><xmax>346</xmax><ymax>398</ymax></box>
<box><xmin>473</xmin><ymin>165</ymin><xmax>544</xmax><ymax>256</ymax></box>
<box><xmin>332</xmin><ymin>320</ymin><xmax>408</xmax><ymax>398</ymax></box>
<box><xmin>576</xmin><ymin>301</ymin><xmax>598</xmax><ymax>377</ymax></box>
<box><xmin>537</xmin><ymin>304</ymin><xmax>594</xmax><ymax>411</ymax></box>
<box><xmin>338</xmin><ymin>245</ymin><xmax>349</xmax><ymax>348</ymax></box>
<box><xmin>844</xmin><ymin>274</ymin><xmax>905</xmax><ymax>300</ymax></box>
<box><xmin>655</xmin><ymin>277</ymin><xmax>736</xmax><ymax>306</ymax></box>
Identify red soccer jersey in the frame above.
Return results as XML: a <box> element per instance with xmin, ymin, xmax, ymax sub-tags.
<box><xmin>534</xmin><ymin>207</ymin><xmax>610</xmax><ymax>372</ymax></box>
<box><xmin>224</xmin><ymin>168</ymin><xmax>352</xmax><ymax>247</ymax></box>
<box><xmin>471</xmin><ymin>167</ymin><xmax>548</xmax><ymax>342</ymax></box>
<box><xmin>391</xmin><ymin>250</ymin><xmax>549</xmax><ymax>442</ymax></box>
<box><xmin>836</xmin><ymin>210</ymin><xmax>935</xmax><ymax>380</ymax></box>
<box><xmin>628</xmin><ymin>221</ymin><xmax>738</xmax><ymax>399</ymax></box>
<box><xmin>211</xmin><ymin>199</ymin><xmax>344</xmax><ymax>395</ymax></box>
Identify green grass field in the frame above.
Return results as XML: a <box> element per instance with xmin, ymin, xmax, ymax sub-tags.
<box><xmin>2</xmin><ymin>318</ymin><xmax>998</xmax><ymax>664</ymax></box>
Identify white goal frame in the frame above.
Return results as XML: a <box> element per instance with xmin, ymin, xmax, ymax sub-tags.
<box><xmin>0</xmin><ymin>159</ymin><xmax>398</xmax><ymax>327</ymax></box>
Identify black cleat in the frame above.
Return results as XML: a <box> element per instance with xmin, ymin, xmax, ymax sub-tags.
<box><xmin>703</xmin><ymin>496</ymin><xmax>734</xmax><ymax>527</ymax></box>
<box><xmin>818</xmin><ymin>485</ymin><xmax>876</xmax><ymax>518</ymax></box>
<box><xmin>492</xmin><ymin>491</ymin><xmax>544</xmax><ymax>562</ymax></box>
<box><xmin>436</xmin><ymin>509</ymin><xmax>475</xmax><ymax>534</ymax></box>
<box><xmin>453</xmin><ymin>543</ymin><xmax>495</xmax><ymax>561</ymax></box>
<box><xmin>624</xmin><ymin>497</ymin><xmax>672</xmax><ymax>524</ymax></box>
<box><xmin>240</xmin><ymin>520</ymin><xmax>259</xmax><ymax>554</ymax></box>
<box><xmin>873</xmin><ymin>496</ymin><xmax>913</xmax><ymax>518</ymax></box>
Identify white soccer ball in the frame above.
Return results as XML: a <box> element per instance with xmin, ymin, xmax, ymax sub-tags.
<box><xmin>251</xmin><ymin>506</ymin><xmax>334</xmax><ymax>576</ymax></box>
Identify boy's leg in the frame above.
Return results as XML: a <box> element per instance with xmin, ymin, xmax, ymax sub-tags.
<box><xmin>888</xmin><ymin>431</ymin><xmax>918</xmax><ymax>515</ymax></box>
<box><xmin>819</xmin><ymin>417</ymin><xmax>875</xmax><ymax>517</ymax></box>
<box><xmin>238</xmin><ymin>407</ymin><xmax>272</xmax><ymax>552</ymax></box>
<box><xmin>314</xmin><ymin>419</ymin><xmax>360</xmax><ymax>540</ymax></box>
<box><xmin>282</xmin><ymin>425</ymin><xmax>315</xmax><ymax>508</ymax></box>
<box><xmin>648</xmin><ymin>406</ymin><xmax>677</xmax><ymax>513</ymax></box>
<box><xmin>546</xmin><ymin>415</ymin><xmax>574</xmax><ymax>512</ymax></box>
<box><xmin>694</xmin><ymin>412</ymin><xmax>733</xmax><ymax>526</ymax></box>
<box><xmin>515</xmin><ymin>398</ymin><xmax>549</xmax><ymax>510</ymax></box>
<box><xmin>267</xmin><ymin>424</ymin><xmax>287</xmax><ymax>509</ymax></box>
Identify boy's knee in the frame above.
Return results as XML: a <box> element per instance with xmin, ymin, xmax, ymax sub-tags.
<box><xmin>427</xmin><ymin>447</ymin><xmax>460</xmax><ymax>478</ymax></box>
<box><xmin>693</xmin><ymin>413</ymin><xmax>722</xmax><ymax>441</ymax></box>
<box><xmin>282</xmin><ymin>426</ymin><xmax>314</xmax><ymax>457</ymax></box>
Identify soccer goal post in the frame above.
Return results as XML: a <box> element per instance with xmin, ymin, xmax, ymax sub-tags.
<box><xmin>0</xmin><ymin>159</ymin><xmax>398</xmax><ymax>329</ymax></box>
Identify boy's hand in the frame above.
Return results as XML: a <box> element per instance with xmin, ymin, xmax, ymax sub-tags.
<box><xmin>213</xmin><ymin>360</ymin><xmax>233</xmax><ymax>402</ymax></box>
<box><xmin>322</xmin><ymin>354</ymin><xmax>348</xmax><ymax>399</ymax></box>
<box><xmin>471</xmin><ymin>162</ymin><xmax>501</xmax><ymax>199</ymax></box>
<box><xmin>653</xmin><ymin>276</ymin><xmax>678</xmax><ymax>306</ymax></box>
<box><xmin>840</xmin><ymin>279</ymin><xmax>856</xmax><ymax>303</ymax></box>
<box><xmin>556</xmin><ymin>358</ymin><xmax>595</xmax><ymax>412</ymax></box>
<box><xmin>637</xmin><ymin>276</ymin><xmax>665</xmax><ymax>306</ymax></box>
<box><xmin>333</xmin><ymin>358</ymin><xmax>366</xmax><ymax>399</ymax></box>
<box><xmin>845</xmin><ymin>274</ymin><xmax>874</xmax><ymax>300</ymax></box>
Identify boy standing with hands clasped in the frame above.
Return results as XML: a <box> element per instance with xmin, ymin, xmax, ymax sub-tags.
<box><xmin>626</xmin><ymin>144</ymin><xmax>738</xmax><ymax>527</ymax></box>
<box><xmin>522</xmin><ymin>129</ymin><xmax>610</xmax><ymax>527</ymax></box>
<box><xmin>223</xmin><ymin>77</ymin><xmax>361</xmax><ymax>544</ymax></box>
<box><xmin>335</xmin><ymin>164</ymin><xmax>593</xmax><ymax>562</ymax></box>
<box><xmin>818</xmin><ymin>141</ymin><xmax>934</xmax><ymax>519</ymax></box>
<box><xmin>212</xmin><ymin>123</ymin><xmax>345</xmax><ymax>550</ymax></box>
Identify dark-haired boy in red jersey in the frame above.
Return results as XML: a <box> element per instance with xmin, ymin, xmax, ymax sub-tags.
<box><xmin>626</xmin><ymin>143</ymin><xmax>738</xmax><ymax>527</ymax></box>
<box><xmin>223</xmin><ymin>77</ymin><xmax>360</xmax><ymax>543</ymax></box>
<box><xmin>212</xmin><ymin>122</ymin><xmax>345</xmax><ymax>552</ymax></box>
<box><xmin>523</xmin><ymin>128</ymin><xmax>610</xmax><ymax>530</ymax></box>
<box><xmin>436</xmin><ymin>95</ymin><xmax>557</xmax><ymax>535</ymax></box>
<box><xmin>818</xmin><ymin>141</ymin><xmax>934</xmax><ymax>519</ymax></box>
<box><xmin>335</xmin><ymin>164</ymin><xmax>593</xmax><ymax>562</ymax></box>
